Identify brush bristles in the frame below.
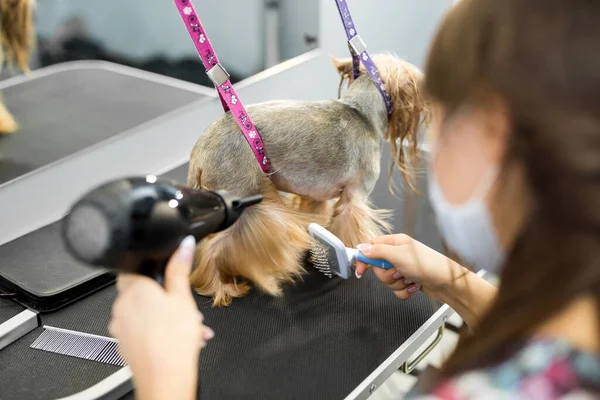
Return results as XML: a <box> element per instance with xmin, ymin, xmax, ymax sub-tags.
<box><xmin>309</xmin><ymin>244</ymin><xmax>333</xmax><ymax>278</ymax></box>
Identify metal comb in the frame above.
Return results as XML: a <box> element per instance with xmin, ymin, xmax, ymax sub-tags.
<box><xmin>30</xmin><ymin>326</ymin><xmax>127</xmax><ymax>367</ymax></box>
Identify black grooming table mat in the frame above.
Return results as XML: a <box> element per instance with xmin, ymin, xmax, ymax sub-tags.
<box><xmin>0</xmin><ymin>65</ymin><xmax>206</xmax><ymax>185</ymax></box>
<box><xmin>0</xmin><ymin>295</ymin><xmax>24</xmax><ymax>322</ymax></box>
<box><xmin>194</xmin><ymin>270</ymin><xmax>439</xmax><ymax>400</ymax></box>
<box><xmin>0</xmin><ymin>269</ymin><xmax>438</xmax><ymax>400</ymax></box>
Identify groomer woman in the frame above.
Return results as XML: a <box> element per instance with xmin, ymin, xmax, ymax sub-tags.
<box><xmin>110</xmin><ymin>0</ymin><xmax>600</xmax><ymax>398</ymax></box>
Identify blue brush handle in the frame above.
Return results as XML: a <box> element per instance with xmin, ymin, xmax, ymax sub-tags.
<box><xmin>356</xmin><ymin>252</ymin><xmax>395</xmax><ymax>269</ymax></box>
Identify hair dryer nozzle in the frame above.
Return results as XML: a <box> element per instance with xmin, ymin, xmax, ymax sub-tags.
<box><xmin>216</xmin><ymin>191</ymin><xmax>263</xmax><ymax>229</ymax></box>
<box><xmin>233</xmin><ymin>194</ymin><xmax>263</xmax><ymax>210</ymax></box>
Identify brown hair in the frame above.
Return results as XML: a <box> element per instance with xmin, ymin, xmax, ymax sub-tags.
<box><xmin>423</xmin><ymin>0</ymin><xmax>600</xmax><ymax>383</ymax></box>
<box><xmin>0</xmin><ymin>0</ymin><xmax>35</xmax><ymax>73</ymax></box>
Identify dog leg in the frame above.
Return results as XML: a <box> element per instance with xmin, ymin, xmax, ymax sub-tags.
<box><xmin>328</xmin><ymin>189</ymin><xmax>391</xmax><ymax>248</ymax></box>
<box><xmin>0</xmin><ymin>101</ymin><xmax>17</xmax><ymax>134</ymax></box>
<box><xmin>191</xmin><ymin>180</ymin><xmax>319</xmax><ymax>307</ymax></box>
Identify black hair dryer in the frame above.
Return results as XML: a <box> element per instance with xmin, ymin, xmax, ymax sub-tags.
<box><xmin>62</xmin><ymin>176</ymin><xmax>262</xmax><ymax>283</ymax></box>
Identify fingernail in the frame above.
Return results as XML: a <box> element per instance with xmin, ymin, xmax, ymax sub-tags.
<box><xmin>176</xmin><ymin>235</ymin><xmax>196</xmax><ymax>262</ymax></box>
<box><xmin>404</xmin><ymin>279</ymin><xmax>412</xmax><ymax>285</ymax></box>
<box><xmin>355</xmin><ymin>270</ymin><xmax>362</xmax><ymax>279</ymax></box>
<box><xmin>204</xmin><ymin>327</ymin><xmax>215</xmax><ymax>340</ymax></box>
<box><xmin>357</xmin><ymin>243</ymin><xmax>372</xmax><ymax>253</ymax></box>
<box><xmin>408</xmin><ymin>285</ymin><xmax>420</xmax><ymax>294</ymax></box>
<box><xmin>393</xmin><ymin>271</ymin><xmax>402</xmax><ymax>280</ymax></box>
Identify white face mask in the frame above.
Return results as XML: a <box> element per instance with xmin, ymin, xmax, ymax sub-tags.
<box><xmin>427</xmin><ymin>162</ymin><xmax>505</xmax><ymax>273</ymax></box>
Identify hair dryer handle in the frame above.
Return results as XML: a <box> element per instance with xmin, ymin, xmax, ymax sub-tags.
<box><xmin>137</xmin><ymin>259</ymin><xmax>170</xmax><ymax>286</ymax></box>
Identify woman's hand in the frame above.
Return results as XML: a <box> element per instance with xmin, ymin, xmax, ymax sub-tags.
<box><xmin>355</xmin><ymin>234</ymin><xmax>465</xmax><ymax>303</ymax></box>
<box><xmin>110</xmin><ymin>236</ymin><xmax>213</xmax><ymax>400</ymax></box>
<box><xmin>355</xmin><ymin>234</ymin><xmax>498</xmax><ymax>327</ymax></box>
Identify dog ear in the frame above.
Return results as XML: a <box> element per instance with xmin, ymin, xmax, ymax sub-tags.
<box><xmin>331</xmin><ymin>56</ymin><xmax>353</xmax><ymax>77</ymax></box>
<box><xmin>382</xmin><ymin>59</ymin><xmax>430</xmax><ymax>192</ymax></box>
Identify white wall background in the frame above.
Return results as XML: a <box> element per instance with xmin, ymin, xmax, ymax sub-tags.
<box><xmin>35</xmin><ymin>0</ymin><xmax>266</xmax><ymax>76</ymax></box>
<box><xmin>277</xmin><ymin>0</ymin><xmax>320</xmax><ymax>61</ymax></box>
<box><xmin>35</xmin><ymin>0</ymin><xmax>452</xmax><ymax>76</ymax></box>
<box><xmin>319</xmin><ymin>0</ymin><xmax>452</xmax><ymax>68</ymax></box>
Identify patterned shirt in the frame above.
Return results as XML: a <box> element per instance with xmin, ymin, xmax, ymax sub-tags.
<box><xmin>407</xmin><ymin>339</ymin><xmax>600</xmax><ymax>399</ymax></box>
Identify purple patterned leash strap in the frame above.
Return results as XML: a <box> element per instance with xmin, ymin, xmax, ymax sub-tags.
<box><xmin>174</xmin><ymin>0</ymin><xmax>270</xmax><ymax>173</ymax></box>
<box><xmin>334</xmin><ymin>0</ymin><xmax>393</xmax><ymax>116</ymax></box>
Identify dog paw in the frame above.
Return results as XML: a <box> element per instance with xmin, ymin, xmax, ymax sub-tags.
<box><xmin>0</xmin><ymin>108</ymin><xmax>18</xmax><ymax>134</ymax></box>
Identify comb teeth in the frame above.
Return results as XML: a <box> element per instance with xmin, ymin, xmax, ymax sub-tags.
<box><xmin>309</xmin><ymin>244</ymin><xmax>333</xmax><ymax>278</ymax></box>
<box><xmin>30</xmin><ymin>326</ymin><xmax>127</xmax><ymax>367</ymax></box>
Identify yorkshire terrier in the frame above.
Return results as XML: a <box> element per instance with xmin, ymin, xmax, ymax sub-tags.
<box><xmin>0</xmin><ymin>0</ymin><xmax>36</xmax><ymax>134</ymax></box>
<box><xmin>188</xmin><ymin>53</ymin><xmax>429</xmax><ymax>306</ymax></box>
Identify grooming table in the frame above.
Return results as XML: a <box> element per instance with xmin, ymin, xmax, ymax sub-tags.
<box><xmin>0</xmin><ymin>61</ymin><xmax>210</xmax><ymax>186</ymax></box>
<box><xmin>0</xmin><ymin>160</ymin><xmax>451</xmax><ymax>400</ymax></box>
<box><xmin>0</xmin><ymin>58</ymin><xmax>451</xmax><ymax>398</ymax></box>
<box><xmin>0</xmin><ymin>265</ymin><xmax>442</xmax><ymax>400</ymax></box>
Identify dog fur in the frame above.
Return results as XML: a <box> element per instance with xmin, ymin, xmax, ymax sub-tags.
<box><xmin>0</xmin><ymin>0</ymin><xmax>36</xmax><ymax>134</ymax></box>
<box><xmin>188</xmin><ymin>53</ymin><xmax>429</xmax><ymax>306</ymax></box>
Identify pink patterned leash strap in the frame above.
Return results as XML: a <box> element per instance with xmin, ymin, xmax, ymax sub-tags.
<box><xmin>173</xmin><ymin>0</ymin><xmax>270</xmax><ymax>173</ymax></box>
<box><xmin>334</xmin><ymin>0</ymin><xmax>393</xmax><ymax>116</ymax></box>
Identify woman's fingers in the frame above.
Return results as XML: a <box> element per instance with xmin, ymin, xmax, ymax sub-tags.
<box><xmin>358</xmin><ymin>266</ymin><xmax>420</xmax><ymax>300</ymax></box>
<box><xmin>197</xmin><ymin>316</ymin><xmax>215</xmax><ymax>350</ymax></box>
<box><xmin>358</xmin><ymin>242</ymin><xmax>418</xmax><ymax>273</ymax></box>
<box><xmin>354</xmin><ymin>234</ymin><xmax>413</xmax><ymax>277</ymax></box>
<box><xmin>355</xmin><ymin>235</ymin><xmax>423</xmax><ymax>301</ymax></box>
<box><xmin>108</xmin><ymin>307</ymin><xmax>128</xmax><ymax>341</ymax></box>
<box><xmin>355</xmin><ymin>261</ymin><xmax>370</xmax><ymax>277</ymax></box>
<box><xmin>165</xmin><ymin>236</ymin><xmax>197</xmax><ymax>297</ymax></box>
<box><xmin>371</xmin><ymin>267</ymin><xmax>410</xmax><ymax>290</ymax></box>
<box><xmin>407</xmin><ymin>284</ymin><xmax>421</xmax><ymax>294</ymax></box>
<box><xmin>116</xmin><ymin>273</ymin><xmax>138</xmax><ymax>293</ymax></box>
<box><xmin>371</xmin><ymin>266</ymin><xmax>401</xmax><ymax>284</ymax></box>
<box><xmin>369</xmin><ymin>234</ymin><xmax>412</xmax><ymax>246</ymax></box>
<box><xmin>393</xmin><ymin>285</ymin><xmax>421</xmax><ymax>300</ymax></box>
<box><xmin>355</xmin><ymin>264</ymin><xmax>412</xmax><ymax>290</ymax></box>
<box><xmin>203</xmin><ymin>326</ymin><xmax>215</xmax><ymax>341</ymax></box>
<box><xmin>109</xmin><ymin>307</ymin><xmax>119</xmax><ymax>338</ymax></box>
<box><xmin>356</xmin><ymin>243</ymin><xmax>403</xmax><ymax>266</ymax></box>
<box><xmin>117</xmin><ymin>236</ymin><xmax>197</xmax><ymax>298</ymax></box>
<box><xmin>355</xmin><ymin>259</ymin><xmax>401</xmax><ymax>278</ymax></box>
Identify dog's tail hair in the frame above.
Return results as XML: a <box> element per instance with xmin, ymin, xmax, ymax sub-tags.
<box><xmin>191</xmin><ymin>179</ymin><xmax>324</xmax><ymax>307</ymax></box>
